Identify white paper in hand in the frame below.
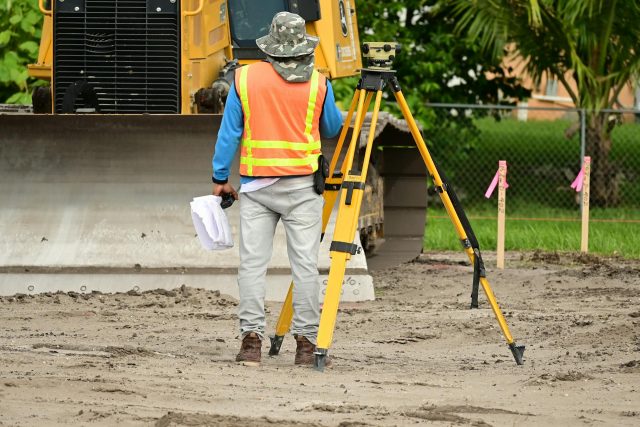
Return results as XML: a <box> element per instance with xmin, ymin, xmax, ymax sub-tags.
<box><xmin>190</xmin><ymin>195</ymin><xmax>234</xmax><ymax>250</ymax></box>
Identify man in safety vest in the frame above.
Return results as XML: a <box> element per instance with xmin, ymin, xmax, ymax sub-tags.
<box><xmin>211</xmin><ymin>12</ymin><xmax>343</xmax><ymax>367</ymax></box>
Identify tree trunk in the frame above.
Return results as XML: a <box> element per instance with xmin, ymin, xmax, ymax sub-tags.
<box><xmin>586</xmin><ymin>113</ymin><xmax>619</xmax><ymax>207</ymax></box>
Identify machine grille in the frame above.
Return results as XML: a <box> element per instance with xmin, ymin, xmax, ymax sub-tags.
<box><xmin>53</xmin><ymin>0</ymin><xmax>180</xmax><ymax>113</ymax></box>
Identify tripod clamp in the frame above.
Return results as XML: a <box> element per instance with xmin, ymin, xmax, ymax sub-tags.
<box><xmin>329</xmin><ymin>240</ymin><xmax>361</xmax><ymax>255</ymax></box>
<box><xmin>360</xmin><ymin>68</ymin><xmax>402</xmax><ymax>93</ymax></box>
<box><xmin>341</xmin><ymin>178</ymin><xmax>365</xmax><ymax>205</ymax></box>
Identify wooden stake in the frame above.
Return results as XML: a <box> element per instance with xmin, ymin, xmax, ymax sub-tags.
<box><xmin>497</xmin><ymin>161</ymin><xmax>507</xmax><ymax>269</ymax></box>
<box><xmin>581</xmin><ymin>157</ymin><xmax>591</xmax><ymax>253</ymax></box>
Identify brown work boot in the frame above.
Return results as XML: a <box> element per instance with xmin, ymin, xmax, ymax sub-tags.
<box><xmin>236</xmin><ymin>332</ymin><xmax>261</xmax><ymax>366</ymax></box>
<box><xmin>294</xmin><ymin>335</ymin><xmax>332</xmax><ymax>367</ymax></box>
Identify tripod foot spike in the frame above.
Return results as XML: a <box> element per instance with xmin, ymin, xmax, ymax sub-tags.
<box><xmin>509</xmin><ymin>342</ymin><xmax>526</xmax><ymax>365</ymax></box>
<box><xmin>314</xmin><ymin>348</ymin><xmax>328</xmax><ymax>372</ymax></box>
<box><xmin>268</xmin><ymin>335</ymin><xmax>285</xmax><ymax>356</ymax></box>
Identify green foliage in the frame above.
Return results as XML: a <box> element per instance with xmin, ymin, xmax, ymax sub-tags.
<box><xmin>434</xmin><ymin>116</ymin><xmax>640</xmax><ymax>209</ymax></box>
<box><xmin>452</xmin><ymin>0</ymin><xmax>640</xmax><ymax>206</ymax></box>
<box><xmin>348</xmin><ymin>1</ymin><xmax>530</xmax><ymax>107</ymax></box>
<box><xmin>339</xmin><ymin>1</ymin><xmax>530</xmax><ymax>164</ymax></box>
<box><xmin>0</xmin><ymin>0</ymin><xmax>44</xmax><ymax>104</ymax></box>
<box><xmin>424</xmin><ymin>115</ymin><xmax>640</xmax><ymax>257</ymax></box>
<box><xmin>452</xmin><ymin>0</ymin><xmax>640</xmax><ymax>112</ymax></box>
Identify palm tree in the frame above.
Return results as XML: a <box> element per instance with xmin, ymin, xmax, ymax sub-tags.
<box><xmin>452</xmin><ymin>0</ymin><xmax>640</xmax><ymax>206</ymax></box>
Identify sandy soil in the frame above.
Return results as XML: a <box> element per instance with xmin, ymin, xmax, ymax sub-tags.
<box><xmin>1</xmin><ymin>251</ymin><xmax>639</xmax><ymax>426</ymax></box>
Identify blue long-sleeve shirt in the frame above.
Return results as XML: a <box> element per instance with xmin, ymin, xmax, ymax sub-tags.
<box><xmin>212</xmin><ymin>79</ymin><xmax>343</xmax><ymax>184</ymax></box>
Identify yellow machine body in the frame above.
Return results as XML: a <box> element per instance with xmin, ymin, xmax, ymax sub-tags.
<box><xmin>28</xmin><ymin>0</ymin><xmax>362</xmax><ymax>113</ymax></box>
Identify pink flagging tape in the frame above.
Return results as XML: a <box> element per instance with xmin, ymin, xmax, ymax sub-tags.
<box><xmin>571</xmin><ymin>156</ymin><xmax>591</xmax><ymax>192</ymax></box>
<box><xmin>484</xmin><ymin>171</ymin><xmax>499</xmax><ymax>198</ymax></box>
<box><xmin>571</xmin><ymin>168</ymin><xmax>585</xmax><ymax>192</ymax></box>
<box><xmin>485</xmin><ymin>161</ymin><xmax>509</xmax><ymax>198</ymax></box>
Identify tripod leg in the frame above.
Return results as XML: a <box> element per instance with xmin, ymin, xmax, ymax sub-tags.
<box><xmin>392</xmin><ymin>88</ymin><xmax>525</xmax><ymax>365</ymax></box>
<box><xmin>315</xmin><ymin>89</ymin><xmax>384</xmax><ymax>371</ymax></box>
<box><xmin>269</xmin><ymin>285</ymin><xmax>293</xmax><ymax>355</ymax></box>
<box><xmin>268</xmin><ymin>89</ymin><xmax>369</xmax><ymax>355</ymax></box>
<box><xmin>269</xmin><ymin>175</ymin><xmax>344</xmax><ymax>356</ymax></box>
<box><xmin>480</xmin><ymin>277</ymin><xmax>524</xmax><ymax>364</ymax></box>
<box><xmin>328</xmin><ymin>88</ymin><xmax>361</xmax><ymax>177</ymax></box>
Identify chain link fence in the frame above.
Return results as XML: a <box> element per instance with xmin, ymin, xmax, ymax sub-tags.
<box><xmin>416</xmin><ymin>103</ymin><xmax>640</xmax><ymax>256</ymax></box>
<box><xmin>422</xmin><ymin>103</ymin><xmax>640</xmax><ymax>217</ymax></box>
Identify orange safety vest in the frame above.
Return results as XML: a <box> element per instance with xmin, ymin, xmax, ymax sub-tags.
<box><xmin>235</xmin><ymin>62</ymin><xmax>327</xmax><ymax>177</ymax></box>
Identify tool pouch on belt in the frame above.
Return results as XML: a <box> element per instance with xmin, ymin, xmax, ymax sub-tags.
<box><xmin>313</xmin><ymin>155</ymin><xmax>329</xmax><ymax>195</ymax></box>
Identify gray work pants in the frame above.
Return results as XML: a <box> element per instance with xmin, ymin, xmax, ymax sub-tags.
<box><xmin>237</xmin><ymin>175</ymin><xmax>322</xmax><ymax>344</ymax></box>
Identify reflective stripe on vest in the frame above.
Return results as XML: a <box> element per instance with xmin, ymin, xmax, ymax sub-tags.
<box><xmin>236</xmin><ymin>63</ymin><xmax>326</xmax><ymax>177</ymax></box>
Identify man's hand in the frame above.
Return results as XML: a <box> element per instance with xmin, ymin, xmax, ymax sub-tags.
<box><xmin>212</xmin><ymin>183</ymin><xmax>239</xmax><ymax>201</ymax></box>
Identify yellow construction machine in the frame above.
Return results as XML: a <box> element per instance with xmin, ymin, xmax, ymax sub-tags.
<box><xmin>0</xmin><ymin>0</ymin><xmax>427</xmax><ymax>296</ymax></box>
<box><xmin>28</xmin><ymin>0</ymin><xmax>362</xmax><ymax>114</ymax></box>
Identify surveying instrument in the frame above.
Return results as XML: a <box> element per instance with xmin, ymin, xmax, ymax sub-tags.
<box><xmin>268</xmin><ymin>42</ymin><xmax>525</xmax><ymax>371</ymax></box>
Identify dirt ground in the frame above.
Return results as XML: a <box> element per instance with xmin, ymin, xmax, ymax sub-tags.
<box><xmin>1</xmin><ymin>251</ymin><xmax>639</xmax><ymax>426</ymax></box>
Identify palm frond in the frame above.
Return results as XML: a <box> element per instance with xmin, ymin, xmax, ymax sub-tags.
<box><xmin>451</xmin><ymin>0</ymin><xmax>640</xmax><ymax>111</ymax></box>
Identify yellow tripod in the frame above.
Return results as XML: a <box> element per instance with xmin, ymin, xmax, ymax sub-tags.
<box><xmin>269</xmin><ymin>44</ymin><xmax>525</xmax><ymax>371</ymax></box>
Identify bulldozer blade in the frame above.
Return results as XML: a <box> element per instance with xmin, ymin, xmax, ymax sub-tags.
<box><xmin>0</xmin><ymin>114</ymin><xmax>372</xmax><ymax>299</ymax></box>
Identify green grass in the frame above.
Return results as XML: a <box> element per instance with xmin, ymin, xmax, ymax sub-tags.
<box><xmin>419</xmin><ymin>116</ymin><xmax>640</xmax><ymax>258</ymax></box>
<box><xmin>430</xmin><ymin>117</ymin><xmax>640</xmax><ymax>209</ymax></box>
<box><xmin>423</xmin><ymin>205</ymin><xmax>640</xmax><ymax>258</ymax></box>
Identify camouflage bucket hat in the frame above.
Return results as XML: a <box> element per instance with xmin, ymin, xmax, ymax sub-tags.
<box><xmin>256</xmin><ymin>12</ymin><xmax>319</xmax><ymax>58</ymax></box>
